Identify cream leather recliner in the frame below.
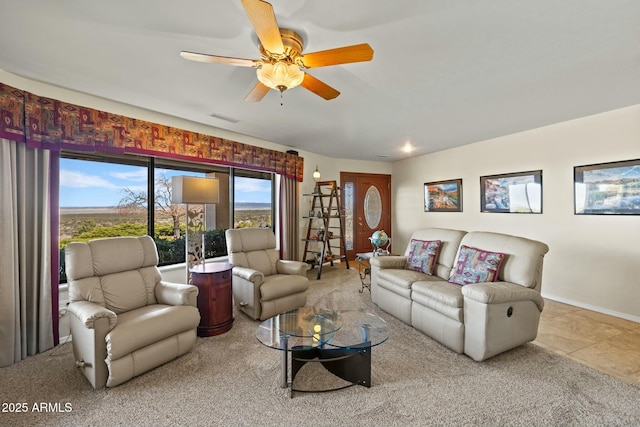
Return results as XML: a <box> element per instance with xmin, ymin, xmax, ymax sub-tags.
<box><xmin>225</xmin><ymin>228</ymin><xmax>309</xmax><ymax>320</ymax></box>
<box><xmin>65</xmin><ymin>236</ymin><xmax>200</xmax><ymax>388</ymax></box>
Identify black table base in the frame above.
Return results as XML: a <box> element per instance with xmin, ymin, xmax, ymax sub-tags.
<box><xmin>289</xmin><ymin>342</ymin><xmax>372</xmax><ymax>396</ymax></box>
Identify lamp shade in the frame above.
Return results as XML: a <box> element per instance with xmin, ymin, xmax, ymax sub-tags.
<box><xmin>257</xmin><ymin>62</ymin><xmax>304</xmax><ymax>92</ymax></box>
<box><xmin>172</xmin><ymin>176</ymin><xmax>219</xmax><ymax>204</ymax></box>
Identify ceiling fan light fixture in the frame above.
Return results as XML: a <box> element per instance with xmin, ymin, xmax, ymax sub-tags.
<box><xmin>257</xmin><ymin>61</ymin><xmax>304</xmax><ymax>92</ymax></box>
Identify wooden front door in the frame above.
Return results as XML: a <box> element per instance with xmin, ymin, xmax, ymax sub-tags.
<box><xmin>340</xmin><ymin>172</ymin><xmax>392</xmax><ymax>261</ymax></box>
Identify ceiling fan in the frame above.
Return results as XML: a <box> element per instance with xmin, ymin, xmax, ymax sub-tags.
<box><xmin>180</xmin><ymin>0</ymin><xmax>374</xmax><ymax>102</ymax></box>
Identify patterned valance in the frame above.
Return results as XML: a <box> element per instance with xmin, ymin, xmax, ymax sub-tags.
<box><xmin>0</xmin><ymin>83</ymin><xmax>303</xmax><ymax>181</ymax></box>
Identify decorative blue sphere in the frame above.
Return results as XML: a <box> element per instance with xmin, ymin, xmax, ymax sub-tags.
<box><xmin>369</xmin><ymin>230</ymin><xmax>389</xmax><ymax>249</ymax></box>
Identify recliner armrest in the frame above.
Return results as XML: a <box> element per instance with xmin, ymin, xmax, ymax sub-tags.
<box><xmin>369</xmin><ymin>255</ymin><xmax>407</xmax><ymax>269</ymax></box>
<box><xmin>276</xmin><ymin>260</ymin><xmax>308</xmax><ymax>276</ymax></box>
<box><xmin>232</xmin><ymin>266</ymin><xmax>264</xmax><ymax>286</ymax></box>
<box><xmin>461</xmin><ymin>281</ymin><xmax>544</xmax><ymax>312</ymax></box>
<box><xmin>68</xmin><ymin>300</ymin><xmax>117</xmax><ymax>330</ymax></box>
<box><xmin>156</xmin><ymin>281</ymin><xmax>199</xmax><ymax>307</ymax></box>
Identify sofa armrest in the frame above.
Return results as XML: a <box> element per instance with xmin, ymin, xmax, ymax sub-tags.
<box><xmin>276</xmin><ymin>260</ymin><xmax>308</xmax><ymax>276</ymax></box>
<box><xmin>369</xmin><ymin>255</ymin><xmax>407</xmax><ymax>269</ymax></box>
<box><xmin>68</xmin><ymin>300</ymin><xmax>117</xmax><ymax>330</ymax></box>
<box><xmin>156</xmin><ymin>281</ymin><xmax>199</xmax><ymax>307</ymax></box>
<box><xmin>461</xmin><ymin>281</ymin><xmax>544</xmax><ymax>312</ymax></box>
<box><xmin>233</xmin><ymin>266</ymin><xmax>264</xmax><ymax>286</ymax></box>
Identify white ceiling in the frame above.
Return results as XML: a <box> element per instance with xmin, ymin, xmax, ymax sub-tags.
<box><xmin>1</xmin><ymin>0</ymin><xmax>639</xmax><ymax>162</ymax></box>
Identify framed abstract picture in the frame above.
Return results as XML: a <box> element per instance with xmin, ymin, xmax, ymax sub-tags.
<box><xmin>574</xmin><ymin>158</ymin><xmax>640</xmax><ymax>215</ymax></box>
<box><xmin>480</xmin><ymin>170</ymin><xmax>542</xmax><ymax>213</ymax></box>
<box><xmin>424</xmin><ymin>179</ymin><xmax>462</xmax><ymax>212</ymax></box>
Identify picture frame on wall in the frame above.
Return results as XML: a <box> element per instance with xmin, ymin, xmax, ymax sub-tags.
<box><xmin>480</xmin><ymin>170</ymin><xmax>542</xmax><ymax>213</ymax></box>
<box><xmin>574</xmin><ymin>158</ymin><xmax>640</xmax><ymax>215</ymax></box>
<box><xmin>424</xmin><ymin>179</ymin><xmax>463</xmax><ymax>212</ymax></box>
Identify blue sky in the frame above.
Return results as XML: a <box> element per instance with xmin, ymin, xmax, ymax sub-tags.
<box><xmin>60</xmin><ymin>158</ymin><xmax>271</xmax><ymax>207</ymax></box>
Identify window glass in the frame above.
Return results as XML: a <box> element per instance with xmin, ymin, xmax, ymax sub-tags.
<box><xmin>153</xmin><ymin>168</ymin><xmax>202</xmax><ymax>266</ymax></box>
<box><xmin>343</xmin><ymin>181</ymin><xmax>354</xmax><ymax>250</ymax></box>
<box><xmin>234</xmin><ymin>172</ymin><xmax>273</xmax><ymax>229</ymax></box>
<box><xmin>153</xmin><ymin>165</ymin><xmax>230</xmax><ymax>265</ymax></box>
<box><xmin>59</xmin><ymin>157</ymin><xmax>148</xmax><ymax>282</ymax></box>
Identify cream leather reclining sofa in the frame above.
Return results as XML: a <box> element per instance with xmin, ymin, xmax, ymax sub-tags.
<box><xmin>370</xmin><ymin>228</ymin><xmax>549</xmax><ymax>361</ymax></box>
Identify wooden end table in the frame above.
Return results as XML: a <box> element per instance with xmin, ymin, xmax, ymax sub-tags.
<box><xmin>190</xmin><ymin>262</ymin><xmax>234</xmax><ymax>337</ymax></box>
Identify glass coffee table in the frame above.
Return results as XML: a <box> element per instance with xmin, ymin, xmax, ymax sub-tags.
<box><xmin>256</xmin><ymin>307</ymin><xmax>389</xmax><ymax>396</ymax></box>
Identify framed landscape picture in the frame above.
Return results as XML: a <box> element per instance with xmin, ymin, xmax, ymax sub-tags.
<box><xmin>574</xmin><ymin>158</ymin><xmax>640</xmax><ymax>215</ymax></box>
<box><xmin>480</xmin><ymin>170</ymin><xmax>542</xmax><ymax>213</ymax></box>
<box><xmin>424</xmin><ymin>179</ymin><xmax>462</xmax><ymax>212</ymax></box>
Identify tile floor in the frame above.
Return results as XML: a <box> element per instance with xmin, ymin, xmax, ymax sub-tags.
<box><xmin>534</xmin><ymin>299</ymin><xmax>640</xmax><ymax>387</ymax></box>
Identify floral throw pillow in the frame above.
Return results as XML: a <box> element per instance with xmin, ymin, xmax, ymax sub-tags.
<box><xmin>406</xmin><ymin>239</ymin><xmax>442</xmax><ymax>275</ymax></box>
<box><xmin>448</xmin><ymin>245</ymin><xmax>506</xmax><ymax>285</ymax></box>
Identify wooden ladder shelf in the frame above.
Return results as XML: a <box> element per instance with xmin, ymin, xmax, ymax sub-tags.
<box><xmin>302</xmin><ymin>180</ymin><xmax>350</xmax><ymax>279</ymax></box>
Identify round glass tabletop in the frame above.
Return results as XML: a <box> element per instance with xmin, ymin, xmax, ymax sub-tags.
<box><xmin>256</xmin><ymin>307</ymin><xmax>389</xmax><ymax>351</ymax></box>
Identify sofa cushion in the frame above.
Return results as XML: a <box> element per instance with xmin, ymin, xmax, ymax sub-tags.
<box><xmin>377</xmin><ymin>268</ymin><xmax>436</xmax><ymax>289</ymax></box>
<box><xmin>412</xmin><ymin>280</ymin><xmax>464</xmax><ymax>322</ymax></box>
<box><xmin>458</xmin><ymin>231</ymin><xmax>550</xmax><ymax>289</ymax></box>
<box><xmin>406</xmin><ymin>239</ymin><xmax>442</xmax><ymax>275</ymax></box>
<box><xmin>449</xmin><ymin>245</ymin><xmax>506</xmax><ymax>285</ymax></box>
<box><xmin>412</xmin><ymin>280</ymin><xmax>463</xmax><ymax>308</ymax></box>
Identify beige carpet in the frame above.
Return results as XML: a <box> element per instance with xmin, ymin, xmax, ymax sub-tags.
<box><xmin>2</xmin><ymin>266</ymin><xmax>639</xmax><ymax>427</ymax></box>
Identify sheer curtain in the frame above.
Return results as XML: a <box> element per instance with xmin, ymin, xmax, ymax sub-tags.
<box><xmin>0</xmin><ymin>138</ymin><xmax>53</xmax><ymax>367</ymax></box>
<box><xmin>278</xmin><ymin>175</ymin><xmax>299</xmax><ymax>261</ymax></box>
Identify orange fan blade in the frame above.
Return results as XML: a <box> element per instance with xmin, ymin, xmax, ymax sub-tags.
<box><xmin>300</xmin><ymin>43</ymin><xmax>374</xmax><ymax>68</ymax></box>
<box><xmin>180</xmin><ymin>51</ymin><xmax>260</xmax><ymax>68</ymax></box>
<box><xmin>240</xmin><ymin>0</ymin><xmax>284</xmax><ymax>55</ymax></box>
<box><xmin>244</xmin><ymin>81</ymin><xmax>271</xmax><ymax>102</ymax></box>
<box><xmin>300</xmin><ymin>73</ymin><xmax>340</xmax><ymax>100</ymax></box>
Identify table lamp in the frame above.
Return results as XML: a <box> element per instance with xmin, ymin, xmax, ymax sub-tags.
<box><xmin>171</xmin><ymin>176</ymin><xmax>219</xmax><ymax>281</ymax></box>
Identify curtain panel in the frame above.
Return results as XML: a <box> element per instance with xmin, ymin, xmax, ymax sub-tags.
<box><xmin>0</xmin><ymin>138</ymin><xmax>54</xmax><ymax>367</ymax></box>
<box><xmin>0</xmin><ymin>83</ymin><xmax>304</xmax><ymax>181</ymax></box>
<box><xmin>278</xmin><ymin>175</ymin><xmax>299</xmax><ymax>261</ymax></box>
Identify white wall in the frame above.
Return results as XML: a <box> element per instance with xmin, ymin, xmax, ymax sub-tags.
<box><xmin>296</xmin><ymin>151</ymin><xmax>392</xmax><ymax>260</ymax></box>
<box><xmin>392</xmin><ymin>105</ymin><xmax>640</xmax><ymax>321</ymax></box>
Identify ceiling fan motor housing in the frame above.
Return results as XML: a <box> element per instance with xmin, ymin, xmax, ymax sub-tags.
<box><xmin>259</xmin><ymin>28</ymin><xmax>304</xmax><ymax>65</ymax></box>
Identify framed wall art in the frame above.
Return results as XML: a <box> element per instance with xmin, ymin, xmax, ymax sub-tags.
<box><xmin>424</xmin><ymin>179</ymin><xmax>462</xmax><ymax>212</ymax></box>
<box><xmin>574</xmin><ymin>158</ymin><xmax>640</xmax><ymax>215</ymax></box>
<box><xmin>480</xmin><ymin>170</ymin><xmax>542</xmax><ymax>213</ymax></box>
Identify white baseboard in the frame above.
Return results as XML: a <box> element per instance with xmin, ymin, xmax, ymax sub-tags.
<box><xmin>59</xmin><ymin>334</ymin><xmax>72</xmax><ymax>344</ymax></box>
<box><xmin>542</xmin><ymin>293</ymin><xmax>640</xmax><ymax>323</ymax></box>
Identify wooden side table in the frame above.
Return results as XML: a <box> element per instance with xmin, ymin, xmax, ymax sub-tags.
<box><xmin>190</xmin><ymin>262</ymin><xmax>234</xmax><ymax>337</ymax></box>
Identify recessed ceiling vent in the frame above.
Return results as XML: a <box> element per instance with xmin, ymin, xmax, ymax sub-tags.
<box><xmin>208</xmin><ymin>112</ymin><xmax>240</xmax><ymax>123</ymax></box>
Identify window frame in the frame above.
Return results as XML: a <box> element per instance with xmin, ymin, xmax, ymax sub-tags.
<box><xmin>59</xmin><ymin>151</ymin><xmax>276</xmax><ymax>281</ymax></box>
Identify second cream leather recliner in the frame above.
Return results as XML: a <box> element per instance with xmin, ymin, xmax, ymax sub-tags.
<box><xmin>226</xmin><ymin>228</ymin><xmax>309</xmax><ymax>320</ymax></box>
